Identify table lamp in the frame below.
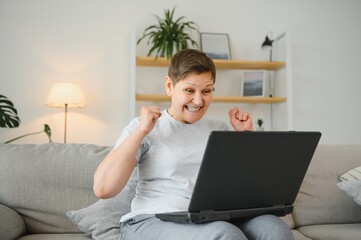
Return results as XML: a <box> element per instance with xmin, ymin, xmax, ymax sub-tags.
<box><xmin>46</xmin><ymin>82</ymin><xmax>86</xmax><ymax>143</ymax></box>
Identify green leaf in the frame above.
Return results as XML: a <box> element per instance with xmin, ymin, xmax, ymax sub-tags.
<box><xmin>44</xmin><ymin>124</ymin><xmax>52</xmax><ymax>143</ymax></box>
<box><xmin>137</xmin><ymin>6</ymin><xmax>199</xmax><ymax>59</ymax></box>
<box><xmin>0</xmin><ymin>95</ymin><xmax>21</xmax><ymax>128</ymax></box>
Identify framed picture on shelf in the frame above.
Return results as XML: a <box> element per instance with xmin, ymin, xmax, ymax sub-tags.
<box><xmin>200</xmin><ymin>33</ymin><xmax>231</xmax><ymax>60</ymax></box>
<box><xmin>241</xmin><ymin>71</ymin><xmax>267</xmax><ymax>97</ymax></box>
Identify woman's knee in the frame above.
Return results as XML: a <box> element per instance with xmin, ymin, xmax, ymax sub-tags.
<box><xmin>240</xmin><ymin>215</ymin><xmax>294</xmax><ymax>240</ymax></box>
<box><xmin>206</xmin><ymin>221</ymin><xmax>247</xmax><ymax>240</ymax></box>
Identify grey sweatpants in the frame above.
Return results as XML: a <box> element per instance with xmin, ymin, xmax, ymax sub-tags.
<box><xmin>120</xmin><ymin>214</ymin><xmax>294</xmax><ymax>240</ymax></box>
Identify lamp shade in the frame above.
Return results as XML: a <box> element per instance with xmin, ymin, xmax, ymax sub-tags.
<box><xmin>261</xmin><ymin>36</ymin><xmax>273</xmax><ymax>51</ymax></box>
<box><xmin>46</xmin><ymin>82</ymin><xmax>86</xmax><ymax>108</ymax></box>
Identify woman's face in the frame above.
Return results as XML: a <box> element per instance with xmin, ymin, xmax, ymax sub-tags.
<box><xmin>166</xmin><ymin>72</ymin><xmax>214</xmax><ymax>124</ymax></box>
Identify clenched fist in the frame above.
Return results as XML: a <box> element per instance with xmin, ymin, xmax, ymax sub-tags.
<box><xmin>138</xmin><ymin>106</ymin><xmax>162</xmax><ymax>135</ymax></box>
<box><xmin>228</xmin><ymin>107</ymin><xmax>254</xmax><ymax>131</ymax></box>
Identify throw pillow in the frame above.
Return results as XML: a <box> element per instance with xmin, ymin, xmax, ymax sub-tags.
<box><xmin>339</xmin><ymin>166</ymin><xmax>361</xmax><ymax>181</ymax></box>
<box><xmin>337</xmin><ymin>166</ymin><xmax>361</xmax><ymax>206</ymax></box>
<box><xmin>66</xmin><ymin>169</ymin><xmax>137</xmax><ymax>240</ymax></box>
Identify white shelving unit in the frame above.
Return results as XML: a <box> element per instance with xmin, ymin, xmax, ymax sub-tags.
<box><xmin>129</xmin><ymin>30</ymin><xmax>293</xmax><ymax>131</ymax></box>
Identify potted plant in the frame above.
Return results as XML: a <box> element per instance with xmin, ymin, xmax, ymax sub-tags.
<box><xmin>137</xmin><ymin>6</ymin><xmax>199</xmax><ymax>59</ymax></box>
<box><xmin>257</xmin><ymin>118</ymin><xmax>264</xmax><ymax>131</ymax></box>
<box><xmin>0</xmin><ymin>94</ymin><xmax>52</xmax><ymax>143</ymax></box>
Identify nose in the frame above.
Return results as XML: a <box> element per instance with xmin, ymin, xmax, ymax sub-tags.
<box><xmin>192</xmin><ymin>92</ymin><xmax>203</xmax><ymax>106</ymax></box>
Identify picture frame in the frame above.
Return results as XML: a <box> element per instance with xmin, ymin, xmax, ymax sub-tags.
<box><xmin>200</xmin><ymin>32</ymin><xmax>231</xmax><ymax>60</ymax></box>
<box><xmin>241</xmin><ymin>71</ymin><xmax>267</xmax><ymax>97</ymax></box>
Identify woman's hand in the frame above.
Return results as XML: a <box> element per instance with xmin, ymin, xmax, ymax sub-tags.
<box><xmin>228</xmin><ymin>107</ymin><xmax>254</xmax><ymax>131</ymax></box>
<box><xmin>138</xmin><ymin>106</ymin><xmax>162</xmax><ymax>135</ymax></box>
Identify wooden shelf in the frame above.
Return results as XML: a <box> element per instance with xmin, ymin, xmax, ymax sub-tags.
<box><xmin>136</xmin><ymin>94</ymin><xmax>286</xmax><ymax>104</ymax></box>
<box><xmin>135</xmin><ymin>56</ymin><xmax>287</xmax><ymax>105</ymax></box>
<box><xmin>132</xmin><ymin>34</ymin><xmax>291</xmax><ymax>129</ymax></box>
<box><xmin>136</xmin><ymin>56</ymin><xmax>286</xmax><ymax>70</ymax></box>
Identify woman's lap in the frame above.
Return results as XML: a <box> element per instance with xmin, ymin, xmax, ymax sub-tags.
<box><xmin>120</xmin><ymin>214</ymin><xmax>293</xmax><ymax>240</ymax></box>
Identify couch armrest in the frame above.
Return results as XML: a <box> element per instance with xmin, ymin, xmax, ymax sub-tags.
<box><xmin>0</xmin><ymin>204</ymin><xmax>26</xmax><ymax>240</ymax></box>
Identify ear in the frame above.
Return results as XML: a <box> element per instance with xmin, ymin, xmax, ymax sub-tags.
<box><xmin>165</xmin><ymin>76</ymin><xmax>173</xmax><ymax>96</ymax></box>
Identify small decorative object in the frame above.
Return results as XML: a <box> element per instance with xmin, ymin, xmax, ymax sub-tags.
<box><xmin>200</xmin><ymin>32</ymin><xmax>231</xmax><ymax>60</ymax></box>
<box><xmin>256</xmin><ymin>118</ymin><xmax>264</xmax><ymax>131</ymax></box>
<box><xmin>137</xmin><ymin>6</ymin><xmax>198</xmax><ymax>59</ymax></box>
<box><xmin>4</xmin><ymin>124</ymin><xmax>52</xmax><ymax>143</ymax></box>
<box><xmin>241</xmin><ymin>71</ymin><xmax>266</xmax><ymax>97</ymax></box>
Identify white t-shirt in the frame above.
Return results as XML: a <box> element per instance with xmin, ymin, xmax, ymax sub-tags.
<box><xmin>116</xmin><ymin>110</ymin><xmax>230</xmax><ymax>222</ymax></box>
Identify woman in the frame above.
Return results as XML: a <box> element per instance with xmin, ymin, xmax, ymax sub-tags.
<box><xmin>93</xmin><ymin>49</ymin><xmax>293</xmax><ymax>240</ymax></box>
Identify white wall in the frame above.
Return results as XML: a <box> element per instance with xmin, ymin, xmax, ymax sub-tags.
<box><xmin>1</xmin><ymin>0</ymin><xmax>360</xmax><ymax>145</ymax></box>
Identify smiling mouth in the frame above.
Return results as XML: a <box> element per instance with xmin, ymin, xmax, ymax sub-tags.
<box><xmin>185</xmin><ymin>105</ymin><xmax>202</xmax><ymax>112</ymax></box>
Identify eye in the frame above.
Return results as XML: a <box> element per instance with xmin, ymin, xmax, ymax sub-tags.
<box><xmin>184</xmin><ymin>88</ymin><xmax>194</xmax><ymax>94</ymax></box>
<box><xmin>202</xmin><ymin>88</ymin><xmax>213</xmax><ymax>95</ymax></box>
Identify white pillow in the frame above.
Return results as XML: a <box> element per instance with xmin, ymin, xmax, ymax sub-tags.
<box><xmin>337</xmin><ymin>166</ymin><xmax>361</xmax><ymax>206</ymax></box>
<box><xmin>339</xmin><ymin>166</ymin><xmax>361</xmax><ymax>181</ymax></box>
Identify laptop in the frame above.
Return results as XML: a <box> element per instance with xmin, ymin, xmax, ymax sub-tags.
<box><xmin>155</xmin><ymin>131</ymin><xmax>321</xmax><ymax>224</ymax></box>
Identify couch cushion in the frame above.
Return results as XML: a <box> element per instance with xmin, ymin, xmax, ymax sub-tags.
<box><xmin>291</xmin><ymin>230</ymin><xmax>312</xmax><ymax>240</ymax></box>
<box><xmin>280</xmin><ymin>214</ymin><xmax>294</xmax><ymax>229</ymax></box>
<box><xmin>292</xmin><ymin>145</ymin><xmax>361</xmax><ymax>227</ymax></box>
<box><xmin>66</xmin><ymin>168</ymin><xmax>137</xmax><ymax>240</ymax></box>
<box><xmin>297</xmin><ymin>223</ymin><xmax>361</xmax><ymax>240</ymax></box>
<box><xmin>0</xmin><ymin>143</ymin><xmax>112</xmax><ymax>234</ymax></box>
<box><xmin>0</xmin><ymin>204</ymin><xmax>27</xmax><ymax>240</ymax></box>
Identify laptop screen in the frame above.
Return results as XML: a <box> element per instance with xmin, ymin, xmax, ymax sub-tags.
<box><xmin>188</xmin><ymin>131</ymin><xmax>321</xmax><ymax>212</ymax></box>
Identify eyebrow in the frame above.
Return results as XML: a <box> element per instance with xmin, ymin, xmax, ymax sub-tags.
<box><xmin>183</xmin><ymin>82</ymin><xmax>214</xmax><ymax>88</ymax></box>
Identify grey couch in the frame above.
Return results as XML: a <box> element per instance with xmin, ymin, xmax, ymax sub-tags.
<box><xmin>0</xmin><ymin>143</ymin><xmax>360</xmax><ymax>240</ymax></box>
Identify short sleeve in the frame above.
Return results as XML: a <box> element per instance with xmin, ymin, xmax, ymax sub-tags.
<box><xmin>114</xmin><ymin>117</ymin><xmax>150</xmax><ymax>163</ymax></box>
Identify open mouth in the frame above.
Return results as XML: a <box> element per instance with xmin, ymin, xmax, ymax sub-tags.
<box><xmin>185</xmin><ymin>105</ymin><xmax>202</xmax><ymax>112</ymax></box>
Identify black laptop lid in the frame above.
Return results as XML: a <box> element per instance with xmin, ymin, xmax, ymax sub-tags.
<box><xmin>188</xmin><ymin>131</ymin><xmax>321</xmax><ymax>212</ymax></box>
